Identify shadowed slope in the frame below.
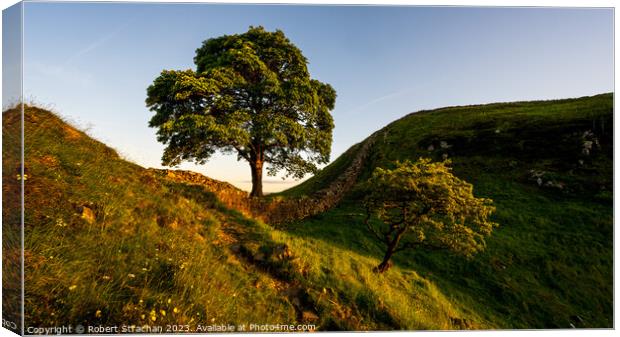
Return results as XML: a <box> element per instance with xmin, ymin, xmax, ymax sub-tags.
<box><xmin>13</xmin><ymin>105</ymin><xmax>468</xmax><ymax>331</ymax></box>
<box><xmin>280</xmin><ymin>93</ymin><xmax>613</xmax><ymax>328</ymax></box>
<box><xmin>10</xmin><ymin>92</ymin><xmax>612</xmax><ymax>330</ymax></box>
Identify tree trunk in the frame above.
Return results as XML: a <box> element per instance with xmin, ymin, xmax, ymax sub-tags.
<box><xmin>376</xmin><ymin>244</ymin><xmax>397</xmax><ymax>273</ymax></box>
<box><xmin>249</xmin><ymin>157</ymin><xmax>263</xmax><ymax>198</ymax></box>
<box><xmin>375</xmin><ymin>227</ymin><xmax>406</xmax><ymax>273</ymax></box>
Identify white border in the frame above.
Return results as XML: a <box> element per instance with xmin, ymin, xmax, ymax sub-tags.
<box><xmin>0</xmin><ymin>1</ymin><xmax>617</xmax><ymax>337</ymax></box>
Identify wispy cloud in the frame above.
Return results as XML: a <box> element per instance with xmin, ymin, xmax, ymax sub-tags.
<box><xmin>343</xmin><ymin>87</ymin><xmax>416</xmax><ymax>115</ymax></box>
<box><xmin>26</xmin><ymin>19</ymin><xmax>136</xmax><ymax>92</ymax></box>
<box><xmin>63</xmin><ymin>20</ymin><xmax>132</xmax><ymax>66</ymax></box>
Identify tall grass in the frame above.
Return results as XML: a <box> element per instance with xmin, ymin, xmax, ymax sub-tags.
<box><xmin>279</xmin><ymin>93</ymin><xmax>613</xmax><ymax>328</ymax></box>
<box><xmin>8</xmin><ymin>93</ymin><xmax>613</xmax><ymax>330</ymax></box>
<box><xmin>20</xmin><ymin>106</ymin><xmax>294</xmax><ymax>328</ymax></box>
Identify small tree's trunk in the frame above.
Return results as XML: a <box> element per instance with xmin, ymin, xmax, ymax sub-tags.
<box><xmin>249</xmin><ymin>155</ymin><xmax>264</xmax><ymax>198</ymax></box>
<box><xmin>376</xmin><ymin>242</ymin><xmax>397</xmax><ymax>273</ymax></box>
<box><xmin>375</xmin><ymin>227</ymin><xmax>406</xmax><ymax>273</ymax></box>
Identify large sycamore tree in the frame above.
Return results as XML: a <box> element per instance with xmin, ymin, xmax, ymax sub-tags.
<box><xmin>146</xmin><ymin>26</ymin><xmax>336</xmax><ymax>197</ymax></box>
<box><xmin>364</xmin><ymin>159</ymin><xmax>498</xmax><ymax>273</ymax></box>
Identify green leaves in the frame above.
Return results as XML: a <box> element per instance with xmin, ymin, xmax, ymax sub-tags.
<box><xmin>145</xmin><ymin>26</ymin><xmax>336</xmax><ymax>195</ymax></box>
<box><xmin>364</xmin><ymin>158</ymin><xmax>498</xmax><ymax>258</ymax></box>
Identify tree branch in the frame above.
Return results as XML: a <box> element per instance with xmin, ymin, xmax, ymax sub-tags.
<box><xmin>364</xmin><ymin>206</ymin><xmax>387</xmax><ymax>244</ymax></box>
<box><xmin>233</xmin><ymin>145</ymin><xmax>250</xmax><ymax>161</ymax></box>
<box><xmin>394</xmin><ymin>241</ymin><xmax>444</xmax><ymax>253</ymax></box>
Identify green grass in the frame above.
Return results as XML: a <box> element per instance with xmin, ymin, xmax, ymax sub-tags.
<box><xmin>7</xmin><ymin>92</ymin><xmax>613</xmax><ymax>331</ymax></box>
<box><xmin>17</xmin><ymin>106</ymin><xmax>295</xmax><ymax>328</ymax></box>
<box><xmin>14</xmin><ymin>105</ymin><xmax>460</xmax><ymax>331</ymax></box>
<box><xmin>2</xmin><ymin>106</ymin><xmax>24</xmax><ymax>330</ymax></box>
<box><xmin>279</xmin><ymin>93</ymin><xmax>613</xmax><ymax>328</ymax></box>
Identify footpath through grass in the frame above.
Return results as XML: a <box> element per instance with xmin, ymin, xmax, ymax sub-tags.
<box><xmin>10</xmin><ymin>93</ymin><xmax>613</xmax><ymax>330</ymax></box>
<box><xmin>15</xmin><ymin>106</ymin><xmax>462</xmax><ymax>331</ymax></box>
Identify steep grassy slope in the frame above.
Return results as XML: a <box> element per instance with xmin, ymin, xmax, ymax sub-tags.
<box><xmin>10</xmin><ymin>106</ymin><xmax>466</xmax><ymax>331</ymax></box>
<box><xmin>16</xmin><ymin>106</ymin><xmax>298</xmax><ymax>328</ymax></box>
<box><xmin>280</xmin><ymin>93</ymin><xmax>613</xmax><ymax>328</ymax></box>
<box><xmin>2</xmin><ymin>106</ymin><xmax>23</xmax><ymax>331</ymax></box>
<box><xmin>7</xmin><ymin>93</ymin><xmax>612</xmax><ymax>331</ymax></box>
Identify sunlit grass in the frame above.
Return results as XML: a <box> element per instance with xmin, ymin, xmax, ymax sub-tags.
<box><xmin>20</xmin><ymin>106</ymin><xmax>294</xmax><ymax>328</ymax></box>
<box><xmin>8</xmin><ymin>92</ymin><xmax>613</xmax><ymax>331</ymax></box>
<box><xmin>278</xmin><ymin>93</ymin><xmax>613</xmax><ymax>328</ymax></box>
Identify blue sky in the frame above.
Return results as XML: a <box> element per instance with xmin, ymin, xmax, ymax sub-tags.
<box><xmin>18</xmin><ymin>3</ymin><xmax>613</xmax><ymax>192</ymax></box>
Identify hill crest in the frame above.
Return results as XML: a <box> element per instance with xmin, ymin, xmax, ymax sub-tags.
<box><xmin>4</xmin><ymin>93</ymin><xmax>613</xmax><ymax>330</ymax></box>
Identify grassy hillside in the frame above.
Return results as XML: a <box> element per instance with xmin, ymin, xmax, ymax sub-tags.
<box><xmin>12</xmin><ymin>106</ymin><xmax>466</xmax><ymax>331</ymax></box>
<box><xmin>280</xmin><ymin>93</ymin><xmax>613</xmax><ymax>328</ymax></box>
<box><xmin>6</xmin><ymin>93</ymin><xmax>613</xmax><ymax>331</ymax></box>
<box><xmin>16</xmin><ymin>106</ymin><xmax>298</xmax><ymax>328</ymax></box>
<box><xmin>276</xmin><ymin>141</ymin><xmax>364</xmax><ymax>198</ymax></box>
<box><xmin>2</xmin><ymin>107</ymin><xmax>23</xmax><ymax>331</ymax></box>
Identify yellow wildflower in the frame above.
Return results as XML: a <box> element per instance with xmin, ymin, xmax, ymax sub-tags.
<box><xmin>173</xmin><ymin>307</ymin><xmax>179</xmax><ymax>314</ymax></box>
<box><xmin>95</xmin><ymin>310</ymin><xmax>102</xmax><ymax>318</ymax></box>
<box><xmin>68</xmin><ymin>285</ymin><xmax>77</xmax><ymax>291</ymax></box>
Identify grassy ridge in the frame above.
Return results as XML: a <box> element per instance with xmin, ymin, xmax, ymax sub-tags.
<box><xmin>9</xmin><ymin>93</ymin><xmax>613</xmax><ymax>330</ymax></box>
<box><xmin>281</xmin><ymin>93</ymin><xmax>613</xmax><ymax>328</ymax></box>
<box><xmin>18</xmin><ymin>107</ymin><xmax>296</xmax><ymax>328</ymax></box>
<box><xmin>15</xmin><ymin>106</ymin><xmax>461</xmax><ymax>330</ymax></box>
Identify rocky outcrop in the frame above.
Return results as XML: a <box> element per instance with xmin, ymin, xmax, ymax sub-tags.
<box><xmin>151</xmin><ymin>132</ymin><xmax>378</xmax><ymax>224</ymax></box>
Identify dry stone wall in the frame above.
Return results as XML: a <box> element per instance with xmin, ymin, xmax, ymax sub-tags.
<box><xmin>153</xmin><ymin>133</ymin><xmax>378</xmax><ymax>224</ymax></box>
<box><xmin>150</xmin><ymin>169</ymin><xmax>255</xmax><ymax>216</ymax></box>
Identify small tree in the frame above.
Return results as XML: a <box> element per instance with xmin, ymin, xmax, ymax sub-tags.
<box><xmin>146</xmin><ymin>26</ymin><xmax>336</xmax><ymax>197</ymax></box>
<box><xmin>363</xmin><ymin>159</ymin><xmax>498</xmax><ymax>273</ymax></box>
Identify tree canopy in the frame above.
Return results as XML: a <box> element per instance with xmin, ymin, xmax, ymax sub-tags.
<box><xmin>146</xmin><ymin>26</ymin><xmax>336</xmax><ymax>197</ymax></box>
<box><xmin>363</xmin><ymin>159</ymin><xmax>498</xmax><ymax>273</ymax></box>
